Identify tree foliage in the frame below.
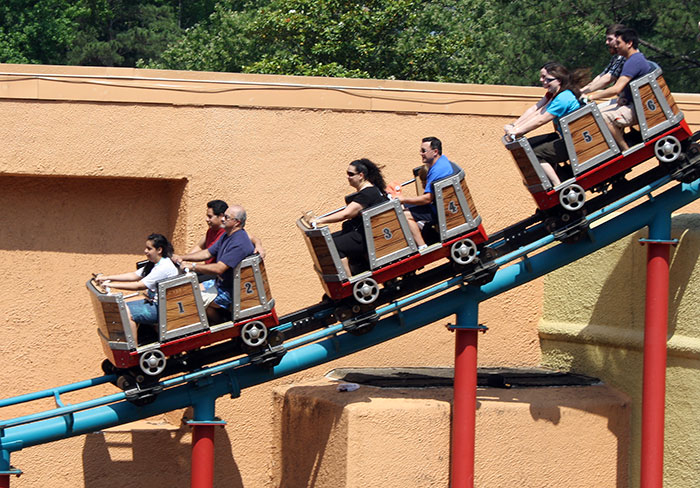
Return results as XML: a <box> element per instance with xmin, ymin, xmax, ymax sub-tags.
<box><xmin>0</xmin><ymin>0</ymin><xmax>216</xmax><ymax>67</ymax></box>
<box><xmin>0</xmin><ymin>0</ymin><xmax>698</xmax><ymax>92</ymax></box>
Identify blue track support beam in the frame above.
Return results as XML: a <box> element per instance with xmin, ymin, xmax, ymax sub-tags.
<box><xmin>1</xmin><ymin>450</ymin><xmax>9</xmax><ymax>471</ymax></box>
<box><xmin>2</xmin><ymin>178</ymin><xmax>700</xmax><ymax>455</ymax></box>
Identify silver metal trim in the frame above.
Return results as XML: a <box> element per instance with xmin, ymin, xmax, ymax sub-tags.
<box><xmin>362</xmin><ymin>199</ymin><xmax>417</xmax><ymax>269</ymax></box>
<box><xmin>233</xmin><ymin>254</ymin><xmax>275</xmax><ymax>321</ymax></box>
<box><xmin>559</xmin><ymin>102</ymin><xmax>620</xmax><ymax>175</ymax></box>
<box><xmin>630</xmin><ymin>67</ymin><xmax>684</xmax><ymax>140</ymax></box>
<box><xmin>296</xmin><ymin>218</ymin><xmax>347</xmax><ymax>281</ymax></box>
<box><xmin>502</xmin><ymin>135</ymin><xmax>553</xmax><ymax>192</ymax></box>
<box><xmin>432</xmin><ymin>169</ymin><xmax>480</xmax><ymax>241</ymax></box>
<box><xmin>157</xmin><ymin>272</ymin><xmax>209</xmax><ymax>342</ymax></box>
<box><xmin>86</xmin><ymin>279</ymin><xmax>136</xmax><ymax>350</ymax></box>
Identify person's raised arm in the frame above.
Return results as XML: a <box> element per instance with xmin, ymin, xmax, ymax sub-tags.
<box><xmin>248</xmin><ymin>233</ymin><xmax>266</xmax><ymax>260</ymax></box>
<box><xmin>507</xmin><ymin>107</ymin><xmax>556</xmax><ymax>139</ymax></box>
<box><xmin>172</xmin><ymin>248</ymin><xmax>212</xmax><ymax>266</ymax></box>
<box><xmin>187</xmin><ymin>235</ymin><xmax>207</xmax><ymax>255</ymax></box>
<box><xmin>312</xmin><ymin>202</ymin><xmax>364</xmax><ymax>226</ymax></box>
<box><xmin>581</xmin><ymin>72</ymin><xmax>615</xmax><ymax>94</ymax></box>
<box><xmin>588</xmin><ymin>75</ymin><xmax>631</xmax><ymax>102</ymax></box>
<box><xmin>505</xmin><ymin>95</ymin><xmax>550</xmax><ymax>133</ymax></box>
<box><xmin>182</xmin><ymin>260</ymin><xmax>229</xmax><ymax>277</ymax></box>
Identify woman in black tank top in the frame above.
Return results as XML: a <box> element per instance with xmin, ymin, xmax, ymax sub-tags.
<box><xmin>312</xmin><ymin>158</ymin><xmax>388</xmax><ymax>276</ymax></box>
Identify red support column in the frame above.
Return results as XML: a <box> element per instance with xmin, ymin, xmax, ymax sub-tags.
<box><xmin>451</xmin><ymin>328</ymin><xmax>478</xmax><ymax>487</ymax></box>
<box><xmin>0</xmin><ymin>474</ymin><xmax>8</xmax><ymax>488</ymax></box>
<box><xmin>191</xmin><ymin>424</ymin><xmax>216</xmax><ymax>488</ymax></box>
<box><xmin>188</xmin><ymin>397</ymin><xmax>224</xmax><ymax>488</ymax></box>
<box><xmin>639</xmin><ymin>235</ymin><xmax>674</xmax><ymax>488</ymax></box>
<box><xmin>450</xmin><ymin>300</ymin><xmax>484</xmax><ymax>488</ymax></box>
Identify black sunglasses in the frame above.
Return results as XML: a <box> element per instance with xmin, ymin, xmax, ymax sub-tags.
<box><xmin>347</xmin><ymin>171</ymin><xmax>359</xmax><ymax>177</ymax></box>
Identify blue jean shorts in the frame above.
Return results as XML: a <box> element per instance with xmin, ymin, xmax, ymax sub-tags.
<box><xmin>204</xmin><ymin>281</ymin><xmax>232</xmax><ymax>310</ymax></box>
<box><xmin>127</xmin><ymin>299</ymin><xmax>159</xmax><ymax>325</ymax></box>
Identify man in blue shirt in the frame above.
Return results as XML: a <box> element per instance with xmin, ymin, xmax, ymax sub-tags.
<box><xmin>398</xmin><ymin>136</ymin><xmax>454</xmax><ymax>247</ymax></box>
<box><xmin>178</xmin><ymin>204</ymin><xmax>255</xmax><ymax>323</ymax></box>
<box><xmin>589</xmin><ymin>28</ymin><xmax>653</xmax><ymax>151</ymax></box>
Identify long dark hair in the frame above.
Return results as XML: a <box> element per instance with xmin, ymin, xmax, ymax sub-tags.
<box><xmin>142</xmin><ymin>233</ymin><xmax>174</xmax><ymax>276</ymax></box>
<box><xmin>350</xmin><ymin>158</ymin><xmax>387</xmax><ymax>195</ymax></box>
<box><xmin>541</xmin><ymin>62</ymin><xmax>590</xmax><ymax>100</ymax></box>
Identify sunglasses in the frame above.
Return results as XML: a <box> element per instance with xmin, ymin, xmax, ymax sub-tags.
<box><xmin>347</xmin><ymin>171</ymin><xmax>359</xmax><ymax>177</ymax></box>
<box><xmin>543</xmin><ymin>76</ymin><xmax>557</xmax><ymax>83</ymax></box>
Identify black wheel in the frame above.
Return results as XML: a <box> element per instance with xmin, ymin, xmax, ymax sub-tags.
<box><xmin>101</xmin><ymin>359</ymin><xmax>117</xmax><ymax>376</ymax></box>
<box><xmin>347</xmin><ymin>321</ymin><xmax>376</xmax><ymax>336</ymax></box>
<box><xmin>117</xmin><ymin>374</ymin><xmax>134</xmax><ymax>391</ymax></box>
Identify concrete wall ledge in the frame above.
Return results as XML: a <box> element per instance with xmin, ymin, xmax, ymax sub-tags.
<box><xmin>271</xmin><ymin>368</ymin><xmax>630</xmax><ymax>487</ymax></box>
<box><xmin>541</xmin><ymin>321</ymin><xmax>700</xmax><ymax>360</ymax></box>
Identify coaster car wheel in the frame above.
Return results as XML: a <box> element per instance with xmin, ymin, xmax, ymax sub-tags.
<box><xmin>139</xmin><ymin>349</ymin><xmax>167</xmax><ymax>376</ymax></box>
<box><xmin>352</xmin><ymin>278</ymin><xmax>380</xmax><ymax>305</ymax></box>
<box><xmin>559</xmin><ymin>184</ymin><xmax>586</xmax><ymax>212</ymax></box>
<box><xmin>654</xmin><ymin>135</ymin><xmax>681</xmax><ymax>164</ymax></box>
<box><xmin>450</xmin><ymin>238</ymin><xmax>477</xmax><ymax>265</ymax></box>
<box><xmin>240</xmin><ymin>320</ymin><xmax>268</xmax><ymax>348</ymax></box>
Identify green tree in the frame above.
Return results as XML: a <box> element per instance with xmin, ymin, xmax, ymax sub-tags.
<box><xmin>151</xmin><ymin>0</ymin><xmax>479</xmax><ymax>81</ymax></box>
<box><xmin>67</xmin><ymin>1</ymin><xmax>183</xmax><ymax>66</ymax></box>
<box><xmin>0</xmin><ymin>0</ymin><xmax>217</xmax><ymax>67</ymax></box>
<box><xmin>0</xmin><ymin>0</ymin><xmax>84</xmax><ymax>64</ymax></box>
<box><xmin>464</xmin><ymin>0</ymin><xmax>699</xmax><ymax>92</ymax></box>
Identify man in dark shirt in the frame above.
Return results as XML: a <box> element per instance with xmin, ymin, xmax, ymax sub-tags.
<box><xmin>178</xmin><ymin>204</ymin><xmax>255</xmax><ymax>322</ymax></box>
<box><xmin>185</xmin><ymin>199</ymin><xmax>265</xmax><ymax>262</ymax></box>
<box><xmin>581</xmin><ymin>24</ymin><xmax>626</xmax><ymax>95</ymax></box>
<box><xmin>589</xmin><ymin>27</ymin><xmax>652</xmax><ymax>151</ymax></box>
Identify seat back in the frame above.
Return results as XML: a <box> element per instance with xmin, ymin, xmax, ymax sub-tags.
<box><xmin>502</xmin><ymin>136</ymin><xmax>554</xmax><ymax>192</ymax></box>
<box><xmin>560</xmin><ymin>102</ymin><xmax>621</xmax><ymax>175</ymax></box>
<box><xmin>86</xmin><ymin>279</ymin><xmax>137</xmax><ymax>355</ymax></box>
<box><xmin>157</xmin><ymin>273</ymin><xmax>209</xmax><ymax>342</ymax></box>
<box><xmin>362</xmin><ymin>199</ymin><xmax>417</xmax><ymax>269</ymax></box>
<box><xmin>233</xmin><ymin>254</ymin><xmax>275</xmax><ymax>321</ymax></box>
<box><xmin>630</xmin><ymin>67</ymin><xmax>683</xmax><ymax>140</ymax></box>
<box><xmin>432</xmin><ymin>164</ymin><xmax>481</xmax><ymax>241</ymax></box>
<box><xmin>297</xmin><ymin>217</ymin><xmax>347</xmax><ymax>283</ymax></box>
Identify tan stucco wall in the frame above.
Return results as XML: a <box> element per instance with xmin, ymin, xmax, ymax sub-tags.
<box><xmin>541</xmin><ymin>214</ymin><xmax>700</xmax><ymax>488</ymax></box>
<box><xmin>272</xmin><ymin>378</ymin><xmax>630</xmax><ymax>487</ymax></box>
<box><xmin>0</xmin><ymin>63</ymin><xmax>699</xmax><ymax>487</ymax></box>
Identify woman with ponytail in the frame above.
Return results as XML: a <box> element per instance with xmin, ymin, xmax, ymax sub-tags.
<box><xmin>96</xmin><ymin>233</ymin><xmax>179</xmax><ymax>328</ymax></box>
<box><xmin>504</xmin><ymin>62</ymin><xmax>590</xmax><ymax>186</ymax></box>
<box><xmin>312</xmin><ymin>158</ymin><xmax>388</xmax><ymax>276</ymax></box>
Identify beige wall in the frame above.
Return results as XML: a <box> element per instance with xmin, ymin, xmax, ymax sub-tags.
<box><xmin>272</xmin><ymin>378</ymin><xmax>630</xmax><ymax>487</ymax></box>
<box><xmin>0</xmin><ymin>63</ymin><xmax>699</xmax><ymax>487</ymax></box>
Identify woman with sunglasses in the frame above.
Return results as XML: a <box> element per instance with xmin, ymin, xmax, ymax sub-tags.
<box><xmin>312</xmin><ymin>158</ymin><xmax>388</xmax><ymax>276</ymax></box>
<box><xmin>504</xmin><ymin>62</ymin><xmax>589</xmax><ymax>186</ymax></box>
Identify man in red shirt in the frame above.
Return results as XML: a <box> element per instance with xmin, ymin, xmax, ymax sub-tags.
<box><xmin>188</xmin><ymin>200</ymin><xmax>228</xmax><ymax>263</ymax></box>
<box><xmin>183</xmin><ymin>200</ymin><xmax>265</xmax><ymax>265</ymax></box>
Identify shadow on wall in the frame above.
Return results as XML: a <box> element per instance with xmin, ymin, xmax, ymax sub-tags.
<box><xmin>542</xmin><ymin>218</ymin><xmax>700</xmax><ymax>488</ymax></box>
<box><xmin>276</xmin><ymin>385</ymin><xmax>348</xmax><ymax>488</ymax></box>
<box><xmin>0</xmin><ymin>174</ymin><xmax>186</xmax><ymax>254</ymax></box>
<box><xmin>82</xmin><ymin>421</ymin><xmax>242</xmax><ymax>487</ymax></box>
